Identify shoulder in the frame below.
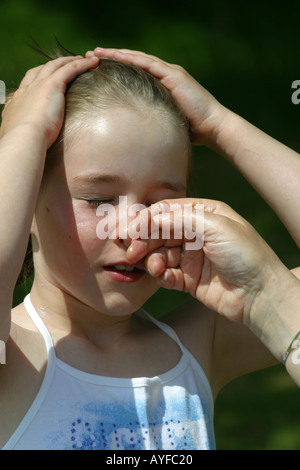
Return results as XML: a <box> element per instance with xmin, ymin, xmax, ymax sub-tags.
<box><xmin>158</xmin><ymin>299</ymin><xmax>278</xmax><ymax>399</ymax></box>
<box><xmin>0</xmin><ymin>301</ymin><xmax>47</xmax><ymax>369</ymax></box>
<box><xmin>0</xmin><ymin>302</ymin><xmax>47</xmax><ymax>448</ymax></box>
<box><xmin>212</xmin><ymin>313</ymin><xmax>278</xmax><ymax>392</ymax></box>
<box><xmin>10</xmin><ymin>301</ymin><xmax>47</xmax><ymax>363</ymax></box>
<box><xmin>2</xmin><ymin>301</ymin><xmax>47</xmax><ymax>389</ymax></box>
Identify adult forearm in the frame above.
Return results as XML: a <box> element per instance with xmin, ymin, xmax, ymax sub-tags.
<box><xmin>206</xmin><ymin>108</ymin><xmax>300</xmax><ymax>247</ymax></box>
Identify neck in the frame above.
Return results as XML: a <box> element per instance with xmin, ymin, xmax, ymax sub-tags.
<box><xmin>29</xmin><ymin>274</ymin><xmax>136</xmax><ymax>352</ymax></box>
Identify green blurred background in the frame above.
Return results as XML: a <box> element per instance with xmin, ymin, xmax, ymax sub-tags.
<box><xmin>1</xmin><ymin>0</ymin><xmax>300</xmax><ymax>450</ymax></box>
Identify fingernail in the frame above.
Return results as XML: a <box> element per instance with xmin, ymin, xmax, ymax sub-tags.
<box><xmin>148</xmin><ymin>267</ymin><xmax>155</xmax><ymax>277</ymax></box>
<box><xmin>158</xmin><ymin>271</ymin><xmax>169</xmax><ymax>285</ymax></box>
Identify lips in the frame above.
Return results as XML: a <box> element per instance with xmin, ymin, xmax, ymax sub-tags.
<box><xmin>103</xmin><ymin>262</ymin><xmax>146</xmax><ymax>283</ymax></box>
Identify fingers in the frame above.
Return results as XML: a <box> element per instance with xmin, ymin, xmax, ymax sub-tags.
<box><xmin>144</xmin><ymin>243</ymin><xmax>202</xmax><ymax>296</ymax></box>
<box><xmin>34</xmin><ymin>55</ymin><xmax>84</xmax><ymax>80</ymax></box>
<box><xmin>19</xmin><ymin>56</ymin><xmax>99</xmax><ymax>89</ymax></box>
<box><xmin>145</xmin><ymin>246</ymin><xmax>182</xmax><ymax>277</ymax></box>
<box><xmin>3</xmin><ymin>55</ymin><xmax>100</xmax><ymax>146</ymax></box>
<box><xmin>187</xmin><ymin>197</ymin><xmax>248</xmax><ymax>225</ymax></box>
<box><xmin>87</xmin><ymin>47</ymin><xmax>180</xmax><ymax>83</ymax></box>
<box><xmin>125</xmin><ymin>196</ymin><xmax>254</xmax><ymax>300</ymax></box>
<box><xmin>158</xmin><ymin>268</ymin><xmax>186</xmax><ymax>291</ymax></box>
<box><xmin>50</xmin><ymin>56</ymin><xmax>99</xmax><ymax>89</ymax></box>
<box><xmin>125</xmin><ymin>197</ymin><xmax>248</xmax><ymax>263</ymax></box>
<box><xmin>92</xmin><ymin>47</ymin><xmax>165</xmax><ymax>63</ymax></box>
<box><xmin>86</xmin><ymin>47</ymin><xmax>166</xmax><ymax>65</ymax></box>
<box><xmin>126</xmin><ymin>236</ymin><xmax>181</xmax><ymax>264</ymax></box>
<box><xmin>19</xmin><ymin>64</ymin><xmax>45</xmax><ymax>88</ymax></box>
<box><xmin>19</xmin><ymin>56</ymin><xmax>81</xmax><ymax>87</ymax></box>
<box><xmin>154</xmin><ymin>247</ymin><xmax>204</xmax><ymax>296</ymax></box>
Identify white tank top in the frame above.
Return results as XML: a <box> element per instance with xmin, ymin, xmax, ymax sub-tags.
<box><xmin>3</xmin><ymin>294</ymin><xmax>215</xmax><ymax>450</ymax></box>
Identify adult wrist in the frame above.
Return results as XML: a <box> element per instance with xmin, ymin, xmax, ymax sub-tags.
<box><xmin>2</xmin><ymin>122</ymin><xmax>48</xmax><ymax>155</ymax></box>
<box><xmin>202</xmin><ymin>105</ymin><xmax>238</xmax><ymax>153</ymax></box>
<box><xmin>246</xmin><ymin>265</ymin><xmax>300</xmax><ymax>362</ymax></box>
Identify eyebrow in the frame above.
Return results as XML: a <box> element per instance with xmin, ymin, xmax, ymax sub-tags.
<box><xmin>71</xmin><ymin>173</ymin><xmax>186</xmax><ymax>192</ymax></box>
<box><xmin>72</xmin><ymin>174</ymin><xmax>122</xmax><ymax>185</ymax></box>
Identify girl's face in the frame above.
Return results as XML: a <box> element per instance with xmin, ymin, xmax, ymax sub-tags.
<box><xmin>33</xmin><ymin>107</ymin><xmax>190</xmax><ymax>316</ymax></box>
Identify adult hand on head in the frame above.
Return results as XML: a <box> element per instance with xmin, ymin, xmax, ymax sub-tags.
<box><xmin>86</xmin><ymin>47</ymin><xmax>226</xmax><ymax>146</ymax></box>
<box><xmin>0</xmin><ymin>55</ymin><xmax>99</xmax><ymax>148</ymax></box>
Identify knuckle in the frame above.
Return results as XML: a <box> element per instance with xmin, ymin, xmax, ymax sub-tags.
<box><xmin>12</xmin><ymin>88</ymin><xmax>22</xmax><ymax>100</ymax></box>
<box><xmin>66</xmin><ymin>60</ymin><xmax>78</xmax><ymax>70</ymax></box>
<box><xmin>24</xmin><ymin>68</ymin><xmax>34</xmax><ymax>77</ymax></box>
<box><xmin>216</xmin><ymin>199</ymin><xmax>230</xmax><ymax>210</ymax></box>
<box><xmin>172</xmin><ymin>64</ymin><xmax>186</xmax><ymax>74</ymax></box>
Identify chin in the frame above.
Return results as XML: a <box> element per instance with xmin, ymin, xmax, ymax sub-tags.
<box><xmin>95</xmin><ymin>286</ymin><xmax>159</xmax><ymax>317</ymax></box>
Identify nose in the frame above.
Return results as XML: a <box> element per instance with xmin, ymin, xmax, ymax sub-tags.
<box><xmin>116</xmin><ymin>196</ymin><xmax>150</xmax><ymax>247</ymax></box>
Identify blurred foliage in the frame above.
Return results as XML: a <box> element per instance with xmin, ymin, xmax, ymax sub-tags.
<box><xmin>2</xmin><ymin>0</ymin><xmax>300</xmax><ymax>450</ymax></box>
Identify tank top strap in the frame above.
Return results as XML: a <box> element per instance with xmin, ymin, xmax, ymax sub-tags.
<box><xmin>24</xmin><ymin>294</ymin><xmax>56</xmax><ymax>359</ymax></box>
<box><xmin>138</xmin><ymin>308</ymin><xmax>186</xmax><ymax>354</ymax></box>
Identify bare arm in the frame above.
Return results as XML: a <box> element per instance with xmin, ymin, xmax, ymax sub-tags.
<box><xmin>207</xmin><ymin>109</ymin><xmax>300</xmax><ymax>247</ymax></box>
<box><xmin>0</xmin><ymin>125</ymin><xmax>47</xmax><ymax>341</ymax></box>
<box><xmin>0</xmin><ymin>55</ymin><xmax>99</xmax><ymax>342</ymax></box>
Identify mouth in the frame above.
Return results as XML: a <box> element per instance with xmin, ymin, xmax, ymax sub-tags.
<box><xmin>103</xmin><ymin>262</ymin><xmax>146</xmax><ymax>282</ymax></box>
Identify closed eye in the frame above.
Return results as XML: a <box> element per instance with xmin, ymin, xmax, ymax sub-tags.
<box><xmin>87</xmin><ymin>199</ymin><xmax>116</xmax><ymax>207</ymax></box>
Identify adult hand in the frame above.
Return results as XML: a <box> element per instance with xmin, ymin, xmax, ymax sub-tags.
<box><xmin>86</xmin><ymin>47</ymin><xmax>226</xmax><ymax>146</ymax></box>
<box><xmin>1</xmin><ymin>55</ymin><xmax>99</xmax><ymax>148</ymax></box>
<box><xmin>125</xmin><ymin>198</ymin><xmax>290</xmax><ymax>325</ymax></box>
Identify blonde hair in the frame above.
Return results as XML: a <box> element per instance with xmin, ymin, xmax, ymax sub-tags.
<box><xmin>66</xmin><ymin>59</ymin><xmax>189</xmax><ymax>128</ymax></box>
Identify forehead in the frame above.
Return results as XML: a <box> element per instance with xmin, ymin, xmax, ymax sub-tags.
<box><xmin>63</xmin><ymin>107</ymin><xmax>190</xmax><ymax>183</ymax></box>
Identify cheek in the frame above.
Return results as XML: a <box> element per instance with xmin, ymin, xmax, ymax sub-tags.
<box><xmin>72</xmin><ymin>209</ymin><xmax>107</xmax><ymax>261</ymax></box>
<box><xmin>36</xmin><ymin>198</ymin><xmax>97</xmax><ymax>265</ymax></box>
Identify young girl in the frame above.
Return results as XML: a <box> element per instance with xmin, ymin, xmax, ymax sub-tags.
<box><xmin>0</xmin><ymin>45</ymin><xmax>299</xmax><ymax>451</ymax></box>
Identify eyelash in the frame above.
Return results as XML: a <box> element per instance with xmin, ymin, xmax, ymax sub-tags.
<box><xmin>87</xmin><ymin>199</ymin><xmax>153</xmax><ymax>208</ymax></box>
<box><xmin>87</xmin><ymin>199</ymin><xmax>116</xmax><ymax>207</ymax></box>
